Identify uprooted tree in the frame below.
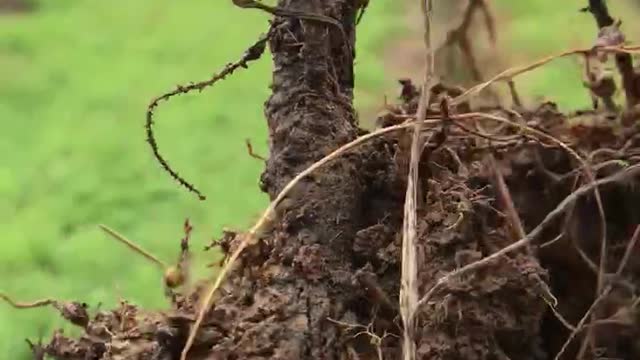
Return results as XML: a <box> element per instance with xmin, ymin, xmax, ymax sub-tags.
<box><xmin>6</xmin><ymin>0</ymin><xmax>640</xmax><ymax>359</ymax></box>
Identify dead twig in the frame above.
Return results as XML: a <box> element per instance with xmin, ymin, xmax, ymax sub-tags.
<box><xmin>451</xmin><ymin>44</ymin><xmax>640</xmax><ymax>107</ymax></box>
<box><xmin>487</xmin><ymin>155</ymin><xmax>526</xmax><ymax>244</ymax></box>
<box><xmin>579</xmin><ymin>3</ymin><xmax>628</xmax><ymax>355</ymax></box>
<box><xmin>328</xmin><ymin>314</ymin><xmax>398</xmax><ymax>360</ymax></box>
<box><xmin>478</xmin><ymin>0</ymin><xmax>496</xmax><ymax>45</ymax></box>
<box><xmin>400</xmin><ymin>0</ymin><xmax>435</xmax><ymax>358</ymax></box>
<box><xmin>245</xmin><ymin>138</ymin><xmax>267</xmax><ymax>161</ymax></box>
<box><xmin>0</xmin><ymin>293</ymin><xmax>89</xmax><ymax>328</ymax></box>
<box><xmin>180</xmin><ymin>106</ymin><xmax>630</xmax><ymax>359</ymax></box>
<box><xmin>146</xmin><ymin>31</ymin><xmax>271</xmax><ymax>201</ymax></box>
<box><xmin>507</xmin><ymin>80</ymin><xmax>522</xmax><ymax>107</ymax></box>
<box><xmin>99</xmin><ymin>223</ymin><xmax>190</xmax><ymax>289</ymax></box>
<box><xmin>98</xmin><ymin>224</ymin><xmax>167</xmax><ymax>269</ymax></box>
<box><xmin>0</xmin><ymin>293</ymin><xmax>55</xmax><ymax>309</ymax></box>
<box><xmin>581</xmin><ymin>0</ymin><xmax>615</xmax><ymax>28</ymax></box>
<box><xmin>356</xmin><ymin>0</ymin><xmax>370</xmax><ymax>25</ymax></box>
<box><xmin>165</xmin><ymin>219</ymin><xmax>193</xmax><ymax>289</ymax></box>
<box><xmin>554</xmin><ymin>224</ymin><xmax>640</xmax><ymax>360</ymax></box>
<box><xmin>471</xmin><ymin>112</ymin><xmax>609</xmax><ymax>302</ymax></box>
<box><xmin>539</xmin><ymin>172</ymin><xmax>601</xmax><ymax>276</ymax></box>
<box><xmin>488</xmin><ymin>155</ymin><xmax>574</xmax><ymax>330</ymax></box>
<box><xmin>451</xmin><ymin>119</ymin><xmax>523</xmax><ymax>143</ymax></box>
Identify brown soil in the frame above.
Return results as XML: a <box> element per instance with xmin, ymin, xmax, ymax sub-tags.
<box><xmin>34</xmin><ymin>88</ymin><xmax>640</xmax><ymax>360</ymax></box>
<box><xmin>10</xmin><ymin>1</ymin><xmax>640</xmax><ymax>359</ymax></box>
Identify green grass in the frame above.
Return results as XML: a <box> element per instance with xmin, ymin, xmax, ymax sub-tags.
<box><xmin>0</xmin><ymin>1</ymin><xmax>404</xmax><ymax>358</ymax></box>
<box><xmin>494</xmin><ymin>0</ymin><xmax>640</xmax><ymax>111</ymax></box>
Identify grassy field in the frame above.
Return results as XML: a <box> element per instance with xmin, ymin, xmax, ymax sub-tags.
<box><xmin>0</xmin><ymin>1</ymin><xmax>404</xmax><ymax>358</ymax></box>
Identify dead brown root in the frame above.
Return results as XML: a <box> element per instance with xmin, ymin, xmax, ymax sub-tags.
<box><xmin>0</xmin><ymin>293</ymin><xmax>89</xmax><ymax>328</ymax></box>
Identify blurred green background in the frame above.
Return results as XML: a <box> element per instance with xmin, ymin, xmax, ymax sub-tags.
<box><xmin>0</xmin><ymin>0</ymin><xmax>637</xmax><ymax>358</ymax></box>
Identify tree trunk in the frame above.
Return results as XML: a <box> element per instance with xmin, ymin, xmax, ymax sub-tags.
<box><xmin>208</xmin><ymin>0</ymin><xmax>402</xmax><ymax>358</ymax></box>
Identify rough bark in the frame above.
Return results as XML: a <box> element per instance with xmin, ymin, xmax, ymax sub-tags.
<box><xmin>209</xmin><ymin>0</ymin><xmax>401</xmax><ymax>358</ymax></box>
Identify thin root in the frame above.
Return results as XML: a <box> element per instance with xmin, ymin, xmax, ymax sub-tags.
<box><xmin>0</xmin><ymin>293</ymin><xmax>55</xmax><ymax>309</ymax></box>
<box><xmin>146</xmin><ymin>31</ymin><xmax>271</xmax><ymax>201</ymax></box>
<box><xmin>98</xmin><ymin>224</ymin><xmax>167</xmax><ymax>270</ymax></box>
<box><xmin>245</xmin><ymin>138</ymin><xmax>267</xmax><ymax>161</ymax></box>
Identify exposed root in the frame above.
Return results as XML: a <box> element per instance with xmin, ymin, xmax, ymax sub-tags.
<box><xmin>554</xmin><ymin>224</ymin><xmax>640</xmax><ymax>359</ymax></box>
<box><xmin>98</xmin><ymin>224</ymin><xmax>167</xmax><ymax>269</ymax></box>
<box><xmin>507</xmin><ymin>80</ymin><xmax>522</xmax><ymax>107</ymax></box>
<box><xmin>452</xmin><ymin>44</ymin><xmax>640</xmax><ymax>106</ymax></box>
<box><xmin>0</xmin><ymin>294</ymin><xmax>89</xmax><ymax>328</ymax></box>
<box><xmin>99</xmin><ymin>221</ymin><xmax>192</xmax><ymax>289</ymax></box>
<box><xmin>146</xmin><ymin>31</ymin><xmax>271</xmax><ymax>201</ymax></box>
<box><xmin>399</xmin><ymin>1</ymin><xmax>434</xmax><ymax>358</ymax></box>
<box><xmin>0</xmin><ymin>293</ymin><xmax>56</xmax><ymax>309</ymax></box>
<box><xmin>328</xmin><ymin>315</ymin><xmax>398</xmax><ymax>360</ymax></box>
